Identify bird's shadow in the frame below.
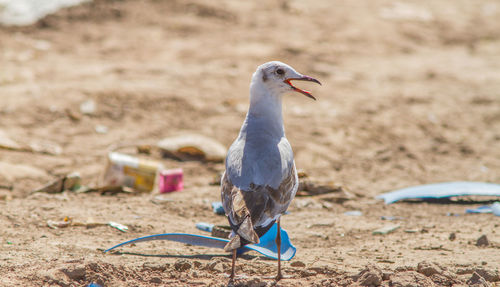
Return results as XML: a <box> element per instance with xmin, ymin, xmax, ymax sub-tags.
<box><xmin>105</xmin><ymin>250</ymin><xmax>271</xmax><ymax>261</ymax></box>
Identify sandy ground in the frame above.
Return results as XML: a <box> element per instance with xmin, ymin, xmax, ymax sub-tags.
<box><xmin>1</xmin><ymin>0</ymin><xmax>500</xmax><ymax>286</ymax></box>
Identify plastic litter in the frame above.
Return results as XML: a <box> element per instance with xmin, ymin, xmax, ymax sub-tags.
<box><xmin>466</xmin><ymin>205</ymin><xmax>493</xmax><ymax>214</ymax></box>
<box><xmin>466</xmin><ymin>202</ymin><xmax>500</xmax><ymax>216</ymax></box>
<box><xmin>493</xmin><ymin>202</ymin><xmax>500</xmax><ymax>216</ymax></box>
<box><xmin>108</xmin><ymin>221</ymin><xmax>128</xmax><ymax>232</ymax></box>
<box><xmin>80</xmin><ymin>99</ymin><xmax>96</xmax><ymax>115</ymax></box>
<box><xmin>372</xmin><ymin>224</ymin><xmax>400</xmax><ymax>235</ymax></box>
<box><xmin>196</xmin><ymin>222</ymin><xmax>231</xmax><ymax>238</ymax></box>
<box><xmin>376</xmin><ymin>182</ymin><xmax>500</xmax><ymax>204</ymax></box>
<box><xmin>344</xmin><ymin>210</ymin><xmax>362</xmax><ymax>216</ymax></box>
<box><xmin>211</xmin><ymin>201</ymin><xmax>225</xmax><ymax>215</ymax></box>
<box><xmin>105</xmin><ymin>222</ymin><xmax>296</xmax><ymax>261</ymax></box>
<box><xmin>195</xmin><ymin>222</ymin><xmax>214</xmax><ymax>233</ymax></box>
<box><xmin>102</xmin><ymin>152</ymin><xmax>164</xmax><ymax>192</ymax></box>
<box><xmin>158</xmin><ymin>168</ymin><xmax>183</xmax><ymax>193</ymax></box>
<box><xmin>47</xmin><ymin>217</ymin><xmax>129</xmax><ymax>232</ymax></box>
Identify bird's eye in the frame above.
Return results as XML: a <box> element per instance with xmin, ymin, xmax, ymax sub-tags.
<box><xmin>276</xmin><ymin>68</ymin><xmax>284</xmax><ymax>75</ymax></box>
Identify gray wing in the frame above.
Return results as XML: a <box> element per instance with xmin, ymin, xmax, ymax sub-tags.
<box><xmin>220</xmin><ymin>164</ymin><xmax>298</xmax><ymax>250</ymax></box>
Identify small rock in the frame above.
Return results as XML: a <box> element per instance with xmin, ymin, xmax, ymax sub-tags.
<box><xmin>193</xmin><ymin>261</ymin><xmax>202</xmax><ymax>269</ymax></box>
<box><xmin>353</xmin><ymin>264</ymin><xmax>383</xmax><ymax>286</ymax></box>
<box><xmin>149</xmin><ymin>277</ymin><xmax>162</xmax><ymax>284</ymax></box>
<box><xmin>417</xmin><ymin>261</ymin><xmax>441</xmax><ymax>277</ymax></box>
<box><xmin>235</xmin><ymin>277</ymin><xmax>267</xmax><ymax>287</ymax></box>
<box><xmin>80</xmin><ymin>99</ymin><xmax>96</xmax><ymax>115</ymax></box>
<box><xmin>467</xmin><ymin>272</ymin><xmax>489</xmax><ymax>287</ymax></box>
<box><xmin>476</xmin><ymin>235</ymin><xmax>489</xmax><ymax>247</ymax></box>
<box><xmin>60</xmin><ymin>266</ymin><xmax>86</xmax><ymax>281</ymax></box>
<box><xmin>300</xmin><ymin>269</ymin><xmax>317</xmax><ymax>277</ymax></box>
<box><xmin>372</xmin><ymin>224</ymin><xmax>400</xmax><ymax>235</ymax></box>
<box><xmin>344</xmin><ymin>210</ymin><xmax>363</xmax><ymax>216</ymax></box>
<box><xmin>390</xmin><ymin>271</ymin><xmax>434</xmax><ymax>287</ymax></box>
<box><xmin>382</xmin><ymin>271</ymin><xmax>392</xmax><ymax>281</ymax></box>
<box><xmin>474</xmin><ymin>268</ymin><xmax>500</xmax><ymax>282</ymax></box>
<box><xmin>174</xmin><ymin>259</ymin><xmax>192</xmax><ymax>272</ymax></box>
<box><xmin>449</xmin><ymin>232</ymin><xmax>456</xmax><ymax>241</ymax></box>
<box><xmin>290</xmin><ymin>260</ymin><xmax>306</xmax><ymax>268</ymax></box>
<box><xmin>65</xmin><ymin>108</ymin><xmax>82</xmax><ymax>121</ymax></box>
<box><xmin>95</xmin><ymin>125</ymin><xmax>108</xmax><ymax>134</ymax></box>
<box><xmin>142</xmin><ymin>262</ymin><xmax>166</xmax><ymax>272</ymax></box>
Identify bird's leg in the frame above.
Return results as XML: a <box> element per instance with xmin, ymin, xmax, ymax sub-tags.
<box><xmin>276</xmin><ymin>219</ymin><xmax>283</xmax><ymax>281</ymax></box>
<box><xmin>230</xmin><ymin>249</ymin><xmax>237</xmax><ymax>280</ymax></box>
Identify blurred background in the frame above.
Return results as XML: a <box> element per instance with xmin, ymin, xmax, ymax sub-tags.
<box><xmin>0</xmin><ymin>0</ymin><xmax>499</xmax><ymax>285</ymax></box>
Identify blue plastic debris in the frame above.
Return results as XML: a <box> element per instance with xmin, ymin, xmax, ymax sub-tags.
<box><xmin>466</xmin><ymin>205</ymin><xmax>494</xmax><ymax>214</ymax></box>
<box><xmin>195</xmin><ymin>222</ymin><xmax>214</xmax><ymax>232</ymax></box>
<box><xmin>105</xmin><ymin>222</ymin><xmax>296</xmax><ymax>261</ymax></box>
<box><xmin>466</xmin><ymin>202</ymin><xmax>500</xmax><ymax>216</ymax></box>
<box><xmin>492</xmin><ymin>202</ymin><xmax>500</xmax><ymax>216</ymax></box>
<box><xmin>212</xmin><ymin>201</ymin><xmax>225</xmax><ymax>215</ymax></box>
<box><xmin>376</xmin><ymin>182</ymin><xmax>500</xmax><ymax>204</ymax></box>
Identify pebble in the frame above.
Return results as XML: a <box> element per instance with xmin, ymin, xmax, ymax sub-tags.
<box><xmin>474</xmin><ymin>267</ymin><xmax>500</xmax><ymax>282</ymax></box>
<box><xmin>80</xmin><ymin>99</ymin><xmax>96</xmax><ymax>115</ymax></box>
<box><xmin>174</xmin><ymin>259</ymin><xmax>192</xmax><ymax>272</ymax></box>
<box><xmin>149</xmin><ymin>277</ymin><xmax>162</xmax><ymax>284</ymax></box>
<box><xmin>417</xmin><ymin>261</ymin><xmax>441</xmax><ymax>277</ymax></box>
<box><xmin>467</xmin><ymin>272</ymin><xmax>489</xmax><ymax>286</ymax></box>
<box><xmin>353</xmin><ymin>265</ymin><xmax>383</xmax><ymax>286</ymax></box>
<box><xmin>344</xmin><ymin>210</ymin><xmax>362</xmax><ymax>216</ymax></box>
<box><xmin>60</xmin><ymin>265</ymin><xmax>86</xmax><ymax>281</ymax></box>
<box><xmin>449</xmin><ymin>233</ymin><xmax>456</xmax><ymax>241</ymax></box>
<box><xmin>95</xmin><ymin>125</ymin><xmax>108</xmax><ymax>134</ymax></box>
<box><xmin>390</xmin><ymin>271</ymin><xmax>434</xmax><ymax>287</ymax></box>
<box><xmin>476</xmin><ymin>235</ymin><xmax>489</xmax><ymax>247</ymax></box>
<box><xmin>290</xmin><ymin>260</ymin><xmax>306</xmax><ymax>268</ymax></box>
<box><xmin>373</xmin><ymin>224</ymin><xmax>400</xmax><ymax>235</ymax></box>
<box><xmin>234</xmin><ymin>277</ymin><xmax>267</xmax><ymax>287</ymax></box>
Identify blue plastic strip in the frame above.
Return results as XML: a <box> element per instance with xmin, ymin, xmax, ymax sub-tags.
<box><xmin>105</xmin><ymin>223</ymin><xmax>296</xmax><ymax>261</ymax></box>
<box><xmin>376</xmin><ymin>182</ymin><xmax>500</xmax><ymax>204</ymax></box>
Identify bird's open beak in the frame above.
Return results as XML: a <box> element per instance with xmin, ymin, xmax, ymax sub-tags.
<box><xmin>284</xmin><ymin>76</ymin><xmax>321</xmax><ymax>100</ymax></box>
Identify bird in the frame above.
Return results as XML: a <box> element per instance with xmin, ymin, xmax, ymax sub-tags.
<box><xmin>221</xmin><ymin>61</ymin><xmax>321</xmax><ymax>281</ymax></box>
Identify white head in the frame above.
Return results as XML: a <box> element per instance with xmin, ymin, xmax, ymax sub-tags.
<box><xmin>251</xmin><ymin>61</ymin><xmax>321</xmax><ymax>100</ymax></box>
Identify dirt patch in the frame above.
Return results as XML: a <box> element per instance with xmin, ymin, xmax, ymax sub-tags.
<box><xmin>0</xmin><ymin>0</ymin><xmax>499</xmax><ymax>286</ymax></box>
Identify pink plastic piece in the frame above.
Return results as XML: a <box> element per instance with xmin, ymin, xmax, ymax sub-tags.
<box><xmin>158</xmin><ymin>168</ymin><xmax>183</xmax><ymax>193</ymax></box>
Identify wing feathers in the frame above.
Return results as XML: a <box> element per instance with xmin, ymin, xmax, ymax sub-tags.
<box><xmin>221</xmin><ymin>165</ymin><xmax>297</xmax><ymax>251</ymax></box>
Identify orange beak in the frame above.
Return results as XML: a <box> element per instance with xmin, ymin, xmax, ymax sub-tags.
<box><xmin>284</xmin><ymin>76</ymin><xmax>321</xmax><ymax>100</ymax></box>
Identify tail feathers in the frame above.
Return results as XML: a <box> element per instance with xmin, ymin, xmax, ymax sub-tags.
<box><xmin>224</xmin><ymin>235</ymin><xmax>241</xmax><ymax>251</ymax></box>
<box><xmin>224</xmin><ymin>217</ymin><xmax>260</xmax><ymax>251</ymax></box>
<box><xmin>238</xmin><ymin>217</ymin><xmax>259</xmax><ymax>244</ymax></box>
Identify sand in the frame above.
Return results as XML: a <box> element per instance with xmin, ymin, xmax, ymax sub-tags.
<box><xmin>0</xmin><ymin>0</ymin><xmax>499</xmax><ymax>286</ymax></box>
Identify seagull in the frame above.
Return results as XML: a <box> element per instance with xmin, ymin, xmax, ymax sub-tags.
<box><xmin>221</xmin><ymin>61</ymin><xmax>321</xmax><ymax>281</ymax></box>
